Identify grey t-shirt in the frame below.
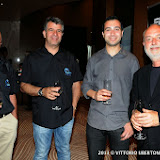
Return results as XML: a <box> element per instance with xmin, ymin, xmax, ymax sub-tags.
<box><xmin>81</xmin><ymin>48</ymin><xmax>139</xmax><ymax>131</ymax></box>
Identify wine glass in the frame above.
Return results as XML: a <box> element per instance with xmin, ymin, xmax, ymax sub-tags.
<box><xmin>103</xmin><ymin>79</ymin><xmax>112</xmax><ymax>105</ymax></box>
<box><xmin>51</xmin><ymin>80</ymin><xmax>63</xmax><ymax>111</ymax></box>
<box><xmin>133</xmin><ymin>100</ymin><xmax>147</xmax><ymax>140</ymax></box>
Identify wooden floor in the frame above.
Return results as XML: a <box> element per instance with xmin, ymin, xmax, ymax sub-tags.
<box><xmin>12</xmin><ymin>97</ymin><xmax>137</xmax><ymax>160</ymax></box>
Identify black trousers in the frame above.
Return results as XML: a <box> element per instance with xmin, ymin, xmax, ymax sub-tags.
<box><xmin>137</xmin><ymin>139</ymin><xmax>160</xmax><ymax>160</ymax></box>
<box><xmin>86</xmin><ymin>123</ymin><xmax>129</xmax><ymax>160</ymax></box>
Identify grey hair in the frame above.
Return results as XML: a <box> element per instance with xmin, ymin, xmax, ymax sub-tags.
<box><xmin>43</xmin><ymin>17</ymin><xmax>64</xmax><ymax>32</ymax></box>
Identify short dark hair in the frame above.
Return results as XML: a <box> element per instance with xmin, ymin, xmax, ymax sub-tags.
<box><xmin>0</xmin><ymin>46</ymin><xmax>8</xmax><ymax>58</ymax></box>
<box><xmin>102</xmin><ymin>16</ymin><xmax>123</xmax><ymax>32</ymax></box>
<box><xmin>43</xmin><ymin>16</ymin><xmax>64</xmax><ymax>32</ymax></box>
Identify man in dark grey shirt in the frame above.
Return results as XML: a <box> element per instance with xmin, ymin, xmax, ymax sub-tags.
<box><xmin>81</xmin><ymin>16</ymin><xmax>139</xmax><ymax>160</ymax></box>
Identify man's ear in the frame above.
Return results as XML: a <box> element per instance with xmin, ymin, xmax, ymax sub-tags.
<box><xmin>42</xmin><ymin>30</ymin><xmax>46</xmax><ymax>38</ymax></box>
<box><xmin>143</xmin><ymin>42</ymin><xmax>145</xmax><ymax>46</ymax></box>
<box><xmin>102</xmin><ymin>32</ymin><xmax>104</xmax><ymax>38</ymax></box>
<box><xmin>121</xmin><ymin>30</ymin><xmax>124</xmax><ymax>37</ymax></box>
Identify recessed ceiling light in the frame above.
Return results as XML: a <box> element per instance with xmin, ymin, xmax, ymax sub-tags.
<box><xmin>1</xmin><ymin>3</ymin><xmax>3</xmax><ymax>6</ymax></box>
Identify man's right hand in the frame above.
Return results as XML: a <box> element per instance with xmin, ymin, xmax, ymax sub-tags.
<box><xmin>130</xmin><ymin>110</ymin><xmax>143</xmax><ymax>131</ymax></box>
<box><xmin>93</xmin><ymin>89</ymin><xmax>112</xmax><ymax>101</ymax></box>
<box><xmin>42</xmin><ymin>87</ymin><xmax>61</xmax><ymax>100</ymax></box>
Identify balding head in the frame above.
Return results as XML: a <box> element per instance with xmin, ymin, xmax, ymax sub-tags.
<box><xmin>143</xmin><ymin>24</ymin><xmax>160</xmax><ymax>62</ymax></box>
<box><xmin>0</xmin><ymin>32</ymin><xmax>2</xmax><ymax>47</ymax></box>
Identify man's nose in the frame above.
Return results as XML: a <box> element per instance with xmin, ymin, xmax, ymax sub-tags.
<box><xmin>110</xmin><ymin>30</ymin><xmax>115</xmax><ymax>35</ymax></box>
<box><xmin>152</xmin><ymin>38</ymin><xmax>157</xmax><ymax>45</ymax></box>
<box><xmin>53</xmin><ymin>30</ymin><xmax>58</xmax><ymax>36</ymax></box>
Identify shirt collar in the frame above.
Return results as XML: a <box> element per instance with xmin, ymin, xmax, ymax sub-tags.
<box><xmin>42</xmin><ymin>46</ymin><xmax>62</xmax><ymax>56</ymax></box>
<box><xmin>104</xmin><ymin>46</ymin><xmax>127</xmax><ymax>58</ymax></box>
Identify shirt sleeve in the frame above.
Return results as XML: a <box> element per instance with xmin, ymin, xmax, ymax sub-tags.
<box><xmin>128</xmin><ymin>71</ymin><xmax>139</xmax><ymax>119</ymax></box>
<box><xmin>7</xmin><ymin>63</ymin><xmax>19</xmax><ymax>94</ymax></box>
<box><xmin>20</xmin><ymin>55</ymin><xmax>32</xmax><ymax>84</ymax></box>
<box><xmin>71</xmin><ymin>56</ymin><xmax>83</xmax><ymax>83</ymax></box>
<box><xmin>131</xmin><ymin>57</ymin><xmax>140</xmax><ymax>80</ymax></box>
<box><xmin>81</xmin><ymin>58</ymin><xmax>94</xmax><ymax>99</ymax></box>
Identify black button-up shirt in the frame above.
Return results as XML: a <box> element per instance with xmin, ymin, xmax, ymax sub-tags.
<box><xmin>21</xmin><ymin>47</ymin><xmax>83</xmax><ymax>129</ymax></box>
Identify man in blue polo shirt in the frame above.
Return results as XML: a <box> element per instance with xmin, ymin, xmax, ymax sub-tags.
<box><xmin>20</xmin><ymin>17</ymin><xmax>82</xmax><ymax>160</ymax></box>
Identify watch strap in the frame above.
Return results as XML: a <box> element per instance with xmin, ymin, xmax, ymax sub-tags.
<box><xmin>38</xmin><ymin>87</ymin><xmax>43</xmax><ymax>96</ymax></box>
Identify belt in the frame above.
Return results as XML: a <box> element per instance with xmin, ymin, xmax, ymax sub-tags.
<box><xmin>0</xmin><ymin>113</ymin><xmax>9</xmax><ymax>118</ymax></box>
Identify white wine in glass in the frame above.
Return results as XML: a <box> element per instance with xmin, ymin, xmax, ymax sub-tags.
<box><xmin>103</xmin><ymin>79</ymin><xmax>112</xmax><ymax>105</ymax></box>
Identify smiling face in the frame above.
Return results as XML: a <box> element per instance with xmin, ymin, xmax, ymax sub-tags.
<box><xmin>102</xmin><ymin>19</ymin><xmax>123</xmax><ymax>47</ymax></box>
<box><xmin>43</xmin><ymin>21</ymin><xmax>64</xmax><ymax>49</ymax></box>
<box><xmin>143</xmin><ymin>24</ymin><xmax>160</xmax><ymax>62</ymax></box>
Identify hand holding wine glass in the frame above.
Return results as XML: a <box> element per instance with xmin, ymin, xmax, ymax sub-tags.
<box><xmin>54</xmin><ymin>80</ymin><xmax>63</xmax><ymax>94</ymax></box>
<box><xmin>133</xmin><ymin>100</ymin><xmax>147</xmax><ymax>140</ymax></box>
<box><xmin>103</xmin><ymin>79</ymin><xmax>112</xmax><ymax>105</ymax></box>
<box><xmin>51</xmin><ymin>80</ymin><xmax>63</xmax><ymax>110</ymax></box>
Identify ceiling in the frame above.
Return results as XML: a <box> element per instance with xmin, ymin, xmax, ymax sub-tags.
<box><xmin>0</xmin><ymin>0</ymin><xmax>79</xmax><ymax>21</ymax></box>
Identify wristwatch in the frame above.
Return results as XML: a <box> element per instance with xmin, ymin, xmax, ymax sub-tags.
<box><xmin>38</xmin><ymin>88</ymin><xmax>43</xmax><ymax>96</ymax></box>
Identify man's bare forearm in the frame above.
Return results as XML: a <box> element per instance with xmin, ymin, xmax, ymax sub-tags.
<box><xmin>86</xmin><ymin>89</ymin><xmax>96</xmax><ymax>99</ymax></box>
<box><xmin>20</xmin><ymin>82</ymin><xmax>41</xmax><ymax>96</ymax></box>
<box><xmin>72</xmin><ymin>81</ymin><xmax>81</xmax><ymax>109</ymax></box>
<box><xmin>10</xmin><ymin>94</ymin><xmax>18</xmax><ymax>119</ymax></box>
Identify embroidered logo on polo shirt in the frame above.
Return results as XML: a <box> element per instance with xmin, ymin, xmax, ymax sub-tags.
<box><xmin>5</xmin><ymin>79</ymin><xmax>10</xmax><ymax>87</ymax></box>
<box><xmin>51</xmin><ymin>106</ymin><xmax>62</xmax><ymax>111</ymax></box>
<box><xmin>64</xmin><ymin>68</ymin><xmax>72</xmax><ymax>76</ymax></box>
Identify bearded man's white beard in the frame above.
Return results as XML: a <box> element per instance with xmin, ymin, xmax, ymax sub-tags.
<box><xmin>145</xmin><ymin>45</ymin><xmax>160</xmax><ymax>61</ymax></box>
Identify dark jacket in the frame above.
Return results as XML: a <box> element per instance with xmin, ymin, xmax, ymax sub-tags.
<box><xmin>129</xmin><ymin>64</ymin><xmax>160</xmax><ymax>148</ymax></box>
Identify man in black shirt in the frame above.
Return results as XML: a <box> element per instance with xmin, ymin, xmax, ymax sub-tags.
<box><xmin>0</xmin><ymin>32</ymin><xmax>18</xmax><ymax>160</ymax></box>
<box><xmin>130</xmin><ymin>24</ymin><xmax>160</xmax><ymax>160</ymax></box>
<box><xmin>20</xmin><ymin>17</ymin><xmax>82</xmax><ymax>160</ymax></box>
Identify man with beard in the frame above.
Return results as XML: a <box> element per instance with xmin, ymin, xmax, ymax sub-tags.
<box><xmin>81</xmin><ymin>16</ymin><xmax>139</xmax><ymax>160</ymax></box>
<box><xmin>20</xmin><ymin>17</ymin><xmax>82</xmax><ymax>160</ymax></box>
<box><xmin>130</xmin><ymin>24</ymin><xmax>160</xmax><ymax>160</ymax></box>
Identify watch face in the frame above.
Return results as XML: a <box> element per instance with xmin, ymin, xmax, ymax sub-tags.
<box><xmin>38</xmin><ymin>88</ymin><xmax>43</xmax><ymax>96</ymax></box>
